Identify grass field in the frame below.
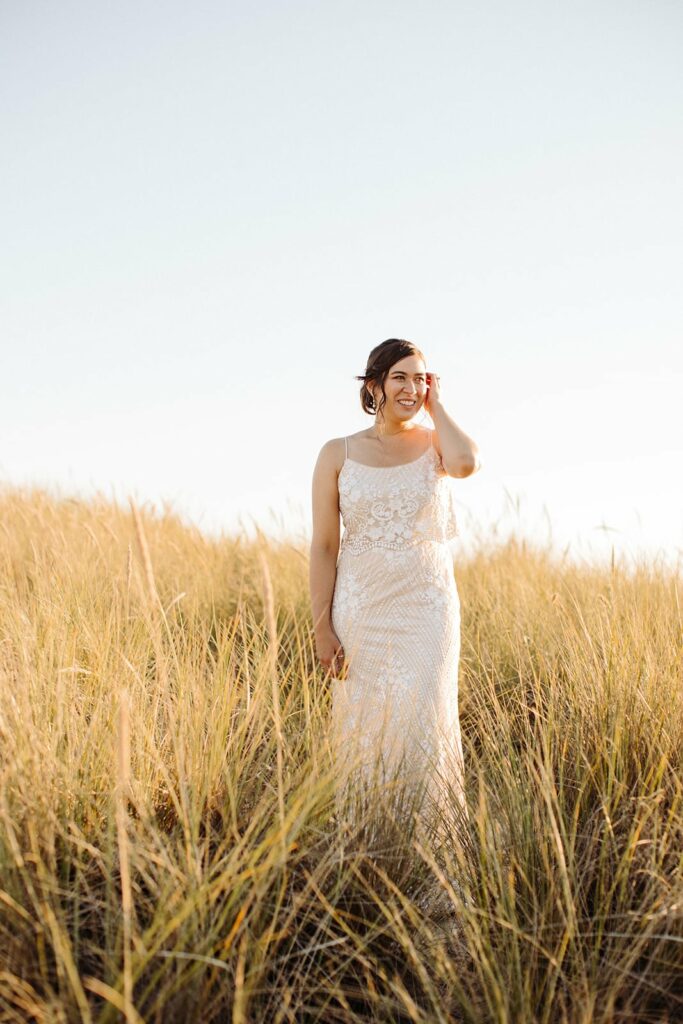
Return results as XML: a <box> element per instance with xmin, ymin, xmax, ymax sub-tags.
<box><xmin>0</xmin><ymin>486</ymin><xmax>681</xmax><ymax>1023</ymax></box>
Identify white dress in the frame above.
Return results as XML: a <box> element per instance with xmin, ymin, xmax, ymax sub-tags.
<box><xmin>330</xmin><ymin>428</ymin><xmax>467</xmax><ymax>831</ymax></box>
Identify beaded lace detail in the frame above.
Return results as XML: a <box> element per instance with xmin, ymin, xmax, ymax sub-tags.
<box><xmin>338</xmin><ymin>438</ymin><xmax>459</xmax><ymax>555</ymax></box>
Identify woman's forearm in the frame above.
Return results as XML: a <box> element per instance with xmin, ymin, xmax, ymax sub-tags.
<box><xmin>309</xmin><ymin>544</ymin><xmax>339</xmax><ymax>637</ymax></box>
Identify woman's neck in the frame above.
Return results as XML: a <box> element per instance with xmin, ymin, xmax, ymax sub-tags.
<box><xmin>370</xmin><ymin>415</ymin><xmax>419</xmax><ymax>436</ymax></box>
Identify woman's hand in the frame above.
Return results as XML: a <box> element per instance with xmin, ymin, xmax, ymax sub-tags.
<box><xmin>424</xmin><ymin>371</ymin><xmax>441</xmax><ymax>417</ymax></box>
<box><xmin>315</xmin><ymin>628</ymin><xmax>346</xmax><ymax>678</ymax></box>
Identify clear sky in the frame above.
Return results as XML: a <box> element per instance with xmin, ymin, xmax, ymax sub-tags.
<box><xmin>2</xmin><ymin>0</ymin><xmax>682</xmax><ymax>569</ymax></box>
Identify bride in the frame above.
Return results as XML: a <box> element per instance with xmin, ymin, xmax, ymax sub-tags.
<box><xmin>309</xmin><ymin>338</ymin><xmax>481</xmax><ymax>835</ymax></box>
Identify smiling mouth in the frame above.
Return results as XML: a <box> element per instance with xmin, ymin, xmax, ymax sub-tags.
<box><xmin>397</xmin><ymin>399</ymin><xmax>416</xmax><ymax>406</ymax></box>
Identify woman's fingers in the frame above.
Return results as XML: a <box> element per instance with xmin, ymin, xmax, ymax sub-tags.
<box><xmin>328</xmin><ymin>646</ymin><xmax>343</xmax><ymax>674</ymax></box>
<box><xmin>317</xmin><ymin>638</ymin><xmax>345</xmax><ymax>676</ymax></box>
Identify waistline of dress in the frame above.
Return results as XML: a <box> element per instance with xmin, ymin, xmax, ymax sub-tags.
<box><xmin>339</xmin><ymin>535</ymin><xmax>456</xmax><ymax>556</ymax></box>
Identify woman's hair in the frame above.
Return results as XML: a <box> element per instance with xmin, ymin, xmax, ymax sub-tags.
<box><xmin>355</xmin><ymin>338</ymin><xmax>426</xmax><ymax>420</ymax></box>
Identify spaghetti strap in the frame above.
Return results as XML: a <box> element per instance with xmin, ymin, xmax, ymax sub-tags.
<box><xmin>345</xmin><ymin>436</ymin><xmax>348</xmax><ymax>460</ymax></box>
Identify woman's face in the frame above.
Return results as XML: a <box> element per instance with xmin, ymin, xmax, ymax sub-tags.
<box><xmin>372</xmin><ymin>354</ymin><xmax>428</xmax><ymax>420</ymax></box>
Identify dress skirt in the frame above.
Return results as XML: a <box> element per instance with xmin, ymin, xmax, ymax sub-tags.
<box><xmin>330</xmin><ymin>539</ymin><xmax>466</xmax><ymax>831</ymax></box>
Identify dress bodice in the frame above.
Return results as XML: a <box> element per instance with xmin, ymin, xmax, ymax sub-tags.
<box><xmin>338</xmin><ymin>438</ymin><xmax>459</xmax><ymax>555</ymax></box>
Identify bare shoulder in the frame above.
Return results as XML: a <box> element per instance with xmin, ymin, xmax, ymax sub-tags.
<box><xmin>314</xmin><ymin>437</ymin><xmax>347</xmax><ymax>477</ymax></box>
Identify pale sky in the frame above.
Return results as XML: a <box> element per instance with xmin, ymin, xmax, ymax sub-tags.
<box><xmin>1</xmin><ymin>1</ymin><xmax>682</xmax><ymax>570</ymax></box>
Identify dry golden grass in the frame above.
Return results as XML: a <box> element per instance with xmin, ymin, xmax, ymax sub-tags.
<box><xmin>0</xmin><ymin>484</ymin><xmax>681</xmax><ymax>1023</ymax></box>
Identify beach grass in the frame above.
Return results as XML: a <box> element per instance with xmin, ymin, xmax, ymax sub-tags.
<box><xmin>0</xmin><ymin>485</ymin><xmax>681</xmax><ymax>1023</ymax></box>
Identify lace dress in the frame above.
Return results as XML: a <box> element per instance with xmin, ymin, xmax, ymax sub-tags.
<box><xmin>330</xmin><ymin>428</ymin><xmax>467</xmax><ymax>830</ymax></box>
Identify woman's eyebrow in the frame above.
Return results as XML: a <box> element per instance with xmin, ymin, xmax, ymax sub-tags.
<box><xmin>391</xmin><ymin>371</ymin><xmax>425</xmax><ymax>376</ymax></box>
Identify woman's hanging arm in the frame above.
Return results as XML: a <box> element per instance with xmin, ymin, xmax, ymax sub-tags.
<box><xmin>309</xmin><ymin>440</ymin><xmax>342</xmax><ymax>640</ymax></box>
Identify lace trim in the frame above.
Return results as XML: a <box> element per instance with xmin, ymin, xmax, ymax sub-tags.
<box><xmin>338</xmin><ymin>444</ymin><xmax>459</xmax><ymax>554</ymax></box>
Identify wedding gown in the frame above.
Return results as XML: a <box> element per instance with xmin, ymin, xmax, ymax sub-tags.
<box><xmin>330</xmin><ymin>428</ymin><xmax>467</xmax><ymax>832</ymax></box>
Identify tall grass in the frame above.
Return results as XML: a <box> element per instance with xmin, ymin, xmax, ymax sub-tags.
<box><xmin>0</xmin><ymin>484</ymin><xmax>681</xmax><ymax>1023</ymax></box>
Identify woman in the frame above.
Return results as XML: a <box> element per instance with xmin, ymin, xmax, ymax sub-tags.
<box><xmin>309</xmin><ymin>339</ymin><xmax>481</xmax><ymax>833</ymax></box>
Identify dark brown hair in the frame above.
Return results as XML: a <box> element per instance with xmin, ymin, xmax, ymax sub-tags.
<box><xmin>354</xmin><ymin>339</ymin><xmax>426</xmax><ymax>419</ymax></box>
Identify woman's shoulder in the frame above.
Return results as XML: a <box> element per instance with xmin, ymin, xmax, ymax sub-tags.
<box><xmin>316</xmin><ymin>430</ymin><xmax>371</xmax><ymax>477</ymax></box>
<box><xmin>316</xmin><ymin>436</ymin><xmax>349</xmax><ymax>474</ymax></box>
<box><xmin>319</xmin><ymin>430</ymin><xmax>370</xmax><ymax>451</ymax></box>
